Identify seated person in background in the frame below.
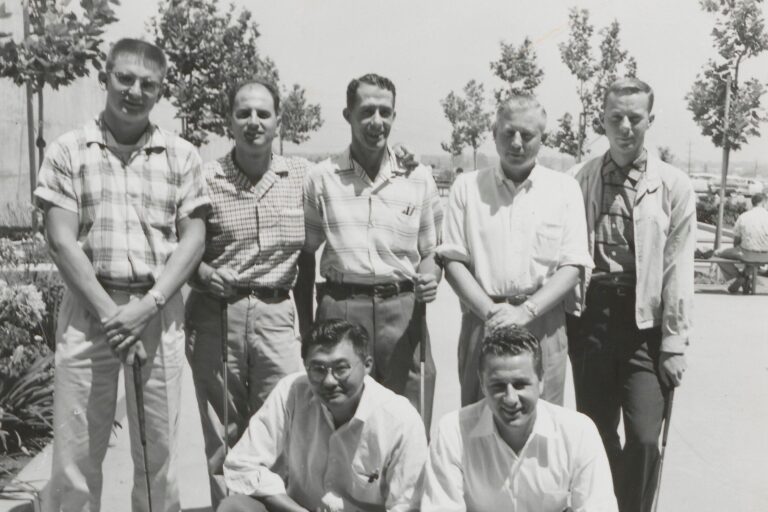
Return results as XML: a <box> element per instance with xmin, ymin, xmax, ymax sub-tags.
<box><xmin>421</xmin><ymin>325</ymin><xmax>617</xmax><ymax>512</ymax></box>
<box><xmin>715</xmin><ymin>192</ymin><xmax>768</xmax><ymax>293</ymax></box>
<box><xmin>219</xmin><ymin>319</ymin><xmax>428</xmax><ymax>512</ymax></box>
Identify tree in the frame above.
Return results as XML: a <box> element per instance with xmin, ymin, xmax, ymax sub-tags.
<box><xmin>0</xmin><ymin>0</ymin><xmax>119</xmax><ymax>201</ymax></box>
<box><xmin>686</xmin><ymin>0</ymin><xmax>768</xmax><ymax>248</ymax></box>
<box><xmin>278</xmin><ymin>83</ymin><xmax>323</xmax><ymax>155</ymax></box>
<box><xmin>150</xmin><ymin>0</ymin><xmax>278</xmax><ymax>147</ymax></box>
<box><xmin>489</xmin><ymin>36</ymin><xmax>544</xmax><ymax>105</ymax></box>
<box><xmin>550</xmin><ymin>8</ymin><xmax>637</xmax><ymax>161</ymax></box>
<box><xmin>440</xmin><ymin>80</ymin><xmax>492</xmax><ymax>170</ymax></box>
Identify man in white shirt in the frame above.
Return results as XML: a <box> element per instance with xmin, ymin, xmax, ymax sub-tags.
<box><xmin>218</xmin><ymin>319</ymin><xmax>427</xmax><ymax>512</ymax></box>
<box><xmin>715</xmin><ymin>193</ymin><xmax>768</xmax><ymax>292</ymax></box>
<box><xmin>438</xmin><ymin>94</ymin><xmax>592</xmax><ymax>406</ymax></box>
<box><xmin>421</xmin><ymin>325</ymin><xmax>617</xmax><ymax>512</ymax></box>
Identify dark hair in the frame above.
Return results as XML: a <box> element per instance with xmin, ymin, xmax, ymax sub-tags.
<box><xmin>301</xmin><ymin>319</ymin><xmax>369</xmax><ymax>360</ymax></box>
<box><xmin>227</xmin><ymin>77</ymin><xmax>281</xmax><ymax>116</ymax></box>
<box><xmin>603</xmin><ymin>77</ymin><xmax>655</xmax><ymax>113</ymax></box>
<box><xmin>105</xmin><ymin>38</ymin><xmax>167</xmax><ymax>77</ymax></box>
<box><xmin>346</xmin><ymin>73</ymin><xmax>396</xmax><ymax>109</ymax></box>
<box><xmin>752</xmin><ymin>193</ymin><xmax>766</xmax><ymax>207</ymax></box>
<box><xmin>479</xmin><ymin>325</ymin><xmax>542</xmax><ymax>379</ymax></box>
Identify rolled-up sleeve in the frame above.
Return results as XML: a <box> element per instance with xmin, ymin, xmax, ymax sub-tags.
<box><xmin>559</xmin><ymin>177</ymin><xmax>594</xmax><ymax>270</ymax></box>
<box><xmin>436</xmin><ymin>176</ymin><xmax>470</xmax><ymax>264</ymax></box>
<box><xmin>660</xmin><ymin>177</ymin><xmax>696</xmax><ymax>353</ymax></box>
<box><xmin>34</xmin><ymin>140</ymin><xmax>78</xmax><ymax>213</ymax></box>
<box><xmin>384</xmin><ymin>407</ymin><xmax>429</xmax><ymax>512</ymax></box>
<box><xmin>176</xmin><ymin>148</ymin><xmax>211</xmax><ymax>221</ymax></box>
<box><xmin>223</xmin><ymin>375</ymin><xmax>295</xmax><ymax>497</ymax></box>
<box><xmin>421</xmin><ymin>414</ymin><xmax>466</xmax><ymax>512</ymax></box>
<box><xmin>417</xmin><ymin>169</ymin><xmax>443</xmax><ymax>258</ymax></box>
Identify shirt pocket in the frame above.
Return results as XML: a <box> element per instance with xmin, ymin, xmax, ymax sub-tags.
<box><xmin>348</xmin><ymin>460</ymin><xmax>385</xmax><ymax>507</ymax></box>
<box><xmin>378</xmin><ymin>194</ymin><xmax>421</xmax><ymax>255</ymax></box>
<box><xmin>532</xmin><ymin>221</ymin><xmax>563</xmax><ymax>267</ymax></box>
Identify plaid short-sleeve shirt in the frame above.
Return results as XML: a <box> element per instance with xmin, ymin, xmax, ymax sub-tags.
<box><xmin>201</xmin><ymin>151</ymin><xmax>309</xmax><ymax>289</ymax></box>
<box><xmin>34</xmin><ymin>116</ymin><xmax>211</xmax><ymax>281</ymax></box>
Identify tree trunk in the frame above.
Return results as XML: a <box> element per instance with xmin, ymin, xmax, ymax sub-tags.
<box><xmin>279</xmin><ymin>133</ymin><xmax>284</xmax><ymax>155</ymax></box>
<box><xmin>36</xmin><ymin>88</ymin><xmax>45</xmax><ymax>175</ymax></box>
<box><xmin>23</xmin><ymin>4</ymin><xmax>36</xmax><ymax>204</ymax></box>
<box><xmin>472</xmin><ymin>147</ymin><xmax>477</xmax><ymax>170</ymax></box>
<box><xmin>714</xmin><ymin>75</ymin><xmax>732</xmax><ymax>251</ymax></box>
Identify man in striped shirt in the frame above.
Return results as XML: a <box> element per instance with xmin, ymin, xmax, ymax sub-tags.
<box><xmin>568</xmin><ymin>78</ymin><xmax>695</xmax><ymax>512</ymax></box>
<box><xmin>303</xmin><ymin>73</ymin><xmax>443</xmax><ymax>429</ymax></box>
<box><xmin>34</xmin><ymin>39</ymin><xmax>210</xmax><ymax>512</ymax></box>
<box><xmin>185</xmin><ymin>78</ymin><xmax>315</xmax><ymax>509</ymax></box>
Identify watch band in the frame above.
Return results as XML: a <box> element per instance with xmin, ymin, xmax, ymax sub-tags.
<box><xmin>522</xmin><ymin>300</ymin><xmax>539</xmax><ymax>320</ymax></box>
<box><xmin>147</xmin><ymin>288</ymin><xmax>167</xmax><ymax>309</ymax></box>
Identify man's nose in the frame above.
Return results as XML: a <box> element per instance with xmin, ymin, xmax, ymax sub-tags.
<box><xmin>322</xmin><ymin>370</ymin><xmax>339</xmax><ymax>386</ymax></box>
<box><xmin>503</xmin><ymin>384</ymin><xmax>519</xmax><ymax>404</ymax></box>
<box><xmin>618</xmin><ymin>116</ymin><xmax>632</xmax><ymax>132</ymax></box>
<box><xmin>248</xmin><ymin>110</ymin><xmax>259</xmax><ymax>124</ymax></box>
<box><xmin>510</xmin><ymin>132</ymin><xmax>522</xmax><ymax>147</ymax></box>
<box><xmin>127</xmin><ymin>79</ymin><xmax>142</xmax><ymax>97</ymax></box>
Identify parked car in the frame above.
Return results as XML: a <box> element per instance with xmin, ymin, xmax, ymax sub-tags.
<box><xmin>709</xmin><ymin>176</ymin><xmax>764</xmax><ymax>197</ymax></box>
<box><xmin>689</xmin><ymin>173</ymin><xmax>717</xmax><ymax>194</ymax></box>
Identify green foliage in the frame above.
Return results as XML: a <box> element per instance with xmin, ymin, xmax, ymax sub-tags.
<box><xmin>0</xmin><ymin>353</ymin><xmax>54</xmax><ymax>454</ymax></box>
<box><xmin>696</xmin><ymin>194</ymin><xmax>748</xmax><ymax>226</ymax></box>
<box><xmin>489</xmin><ymin>37</ymin><xmax>544</xmax><ymax>105</ymax></box>
<box><xmin>440</xmin><ymin>80</ymin><xmax>492</xmax><ymax>169</ymax></box>
<box><xmin>550</xmin><ymin>8</ymin><xmax>637</xmax><ymax>159</ymax></box>
<box><xmin>0</xmin><ymin>0</ymin><xmax>118</xmax><ymax>92</ymax></box>
<box><xmin>150</xmin><ymin>0</ymin><xmax>278</xmax><ymax>147</ymax></box>
<box><xmin>279</xmin><ymin>83</ymin><xmax>323</xmax><ymax>153</ymax></box>
<box><xmin>686</xmin><ymin>0</ymin><xmax>768</xmax><ymax>151</ymax></box>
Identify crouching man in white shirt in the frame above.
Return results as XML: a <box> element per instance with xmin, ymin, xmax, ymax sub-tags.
<box><xmin>421</xmin><ymin>325</ymin><xmax>617</xmax><ymax>512</ymax></box>
<box><xmin>219</xmin><ymin>319</ymin><xmax>428</xmax><ymax>512</ymax></box>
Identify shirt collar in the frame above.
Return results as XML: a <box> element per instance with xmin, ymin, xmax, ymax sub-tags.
<box><xmin>331</xmin><ymin>146</ymin><xmax>404</xmax><ymax>183</ymax></box>
<box><xmin>494</xmin><ymin>163</ymin><xmax>540</xmax><ymax>191</ymax></box>
<box><xmin>85</xmin><ymin>114</ymin><xmax>167</xmax><ymax>154</ymax></box>
<box><xmin>603</xmin><ymin>148</ymin><xmax>648</xmax><ymax>176</ymax></box>
<box><xmin>470</xmin><ymin>400</ymin><xmax>555</xmax><ymax>442</ymax></box>
<box><xmin>314</xmin><ymin>375</ymin><xmax>379</xmax><ymax>429</ymax></box>
<box><xmin>222</xmin><ymin>150</ymin><xmax>287</xmax><ymax>193</ymax></box>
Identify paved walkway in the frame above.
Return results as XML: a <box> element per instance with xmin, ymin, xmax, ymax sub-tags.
<box><xmin>3</xmin><ymin>285</ymin><xmax>768</xmax><ymax>511</ymax></box>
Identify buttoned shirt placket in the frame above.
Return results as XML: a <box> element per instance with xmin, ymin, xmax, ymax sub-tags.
<box><xmin>499</xmin><ymin>174</ymin><xmax>534</xmax><ymax>295</ymax></box>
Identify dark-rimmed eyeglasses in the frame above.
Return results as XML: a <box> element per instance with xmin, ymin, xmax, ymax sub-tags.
<box><xmin>110</xmin><ymin>71</ymin><xmax>162</xmax><ymax>95</ymax></box>
<box><xmin>305</xmin><ymin>361</ymin><xmax>356</xmax><ymax>382</ymax></box>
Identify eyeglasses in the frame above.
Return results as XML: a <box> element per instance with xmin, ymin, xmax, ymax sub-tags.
<box><xmin>110</xmin><ymin>71</ymin><xmax>162</xmax><ymax>95</ymax></box>
<box><xmin>305</xmin><ymin>361</ymin><xmax>357</xmax><ymax>382</ymax></box>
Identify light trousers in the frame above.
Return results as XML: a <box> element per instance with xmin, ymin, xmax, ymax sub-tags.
<box><xmin>44</xmin><ymin>289</ymin><xmax>185</xmax><ymax>512</ymax></box>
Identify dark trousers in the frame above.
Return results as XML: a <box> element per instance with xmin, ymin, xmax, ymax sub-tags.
<box><xmin>316</xmin><ymin>286</ymin><xmax>436</xmax><ymax>430</ymax></box>
<box><xmin>567</xmin><ymin>283</ymin><xmax>669</xmax><ymax>512</ymax></box>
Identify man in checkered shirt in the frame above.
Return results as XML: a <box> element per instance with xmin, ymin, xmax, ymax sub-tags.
<box><xmin>34</xmin><ymin>39</ymin><xmax>210</xmax><ymax>512</ymax></box>
<box><xmin>184</xmin><ymin>78</ymin><xmax>315</xmax><ymax>509</ymax></box>
<box><xmin>303</xmin><ymin>73</ymin><xmax>443</xmax><ymax>429</ymax></box>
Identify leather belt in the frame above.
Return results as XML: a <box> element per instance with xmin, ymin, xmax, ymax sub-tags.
<box><xmin>589</xmin><ymin>272</ymin><xmax>636</xmax><ymax>298</ymax></box>
<box><xmin>323</xmin><ymin>280</ymin><xmax>414</xmax><ymax>299</ymax></box>
<box><xmin>233</xmin><ymin>286</ymin><xmax>290</xmax><ymax>300</ymax></box>
<box><xmin>490</xmin><ymin>294</ymin><xmax>529</xmax><ymax>306</ymax></box>
<box><xmin>97</xmin><ymin>277</ymin><xmax>154</xmax><ymax>293</ymax></box>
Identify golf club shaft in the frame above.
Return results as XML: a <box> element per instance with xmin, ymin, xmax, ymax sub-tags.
<box><xmin>417</xmin><ymin>301</ymin><xmax>427</xmax><ymax>422</ymax></box>
<box><xmin>220</xmin><ymin>299</ymin><xmax>229</xmax><ymax>460</ymax></box>
<box><xmin>133</xmin><ymin>358</ymin><xmax>153</xmax><ymax>512</ymax></box>
<box><xmin>651</xmin><ymin>388</ymin><xmax>675</xmax><ymax>512</ymax></box>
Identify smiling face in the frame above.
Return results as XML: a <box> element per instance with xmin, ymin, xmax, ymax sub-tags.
<box><xmin>230</xmin><ymin>83</ymin><xmax>280</xmax><ymax>153</ymax></box>
<box><xmin>480</xmin><ymin>352</ymin><xmax>542</xmax><ymax>438</ymax></box>
<box><xmin>344</xmin><ymin>83</ymin><xmax>396</xmax><ymax>158</ymax></box>
<box><xmin>104</xmin><ymin>52</ymin><xmax>164</xmax><ymax>126</ymax></box>
<box><xmin>304</xmin><ymin>337</ymin><xmax>372</xmax><ymax>415</ymax></box>
<box><xmin>602</xmin><ymin>91</ymin><xmax>654</xmax><ymax>166</ymax></box>
<box><xmin>493</xmin><ymin>105</ymin><xmax>545</xmax><ymax>180</ymax></box>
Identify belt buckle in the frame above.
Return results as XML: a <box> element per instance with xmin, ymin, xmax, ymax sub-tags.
<box><xmin>373</xmin><ymin>282</ymin><xmax>399</xmax><ymax>298</ymax></box>
<box><xmin>507</xmin><ymin>294</ymin><xmax>528</xmax><ymax>306</ymax></box>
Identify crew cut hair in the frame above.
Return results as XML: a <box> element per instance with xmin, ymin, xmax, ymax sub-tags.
<box><xmin>301</xmin><ymin>319</ymin><xmax>370</xmax><ymax>360</ymax></box>
<box><xmin>346</xmin><ymin>73</ymin><xmax>396</xmax><ymax>109</ymax></box>
<box><xmin>494</xmin><ymin>93</ymin><xmax>548</xmax><ymax>133</ymax></box>
<box><xmin>227</xmin><ymin>76</ymin><xmax>281</xmax><ymax>115</ymax></box>
<box><xmin>479</xmin><ymin>325</ymin><xmax>543</xmax><ymax>379</ymax></box>
<box><xmin>603</xmin><ymin>77</ymin><xmax>655</xmax><ymax>113</ymax></box>
<box><xmin>105</xmin><ymin>38</ymin><xmax>167</xmax><ymax>77</ymax></box>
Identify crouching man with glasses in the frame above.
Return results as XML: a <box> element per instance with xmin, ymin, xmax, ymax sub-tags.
<box><xmin>218</xmin><ymin>319</ymin><xmax>428</xmax><ymax>512</ymax></box>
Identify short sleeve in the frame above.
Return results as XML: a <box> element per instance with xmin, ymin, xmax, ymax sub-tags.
<box><xmin>303</xmin><ymin>167</ymin><xmax>326</xmax><ymax>252</ymax></box>
<box><xmin>559</xmin><ymin>176</ymin><xmax>594</xmax><ymax>269</ymax></box>
<box><xmin>175</xmin><ymin>145</ymin><xmax>211</xmax><ymax>221</ymax></box>
<box><xmin>417</xmin><ymin>168</ymin><xmax>443</xmax><ymax>257</ymax></box>
<box><xmin>34</xmin><ymin>140</ymin><xmax>77</xmax><ymax>213</ymax></box>
<box><xmin>436</xmin><ymin>176</ymin><xmax>470</xmax><ymax>264</ymax></box>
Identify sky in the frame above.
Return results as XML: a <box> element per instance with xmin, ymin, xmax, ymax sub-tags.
<box><xmin>77</xmin><ymin>0</ymin><xmax>768</xmax><ymax>170</ymax></box>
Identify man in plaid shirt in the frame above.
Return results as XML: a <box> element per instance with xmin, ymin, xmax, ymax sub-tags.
<box><xmin>184</xmin><ymin>78</ymin><xmax>315</xmax><ymax>509</ymax></box>
<box><xmin>34</xmin><ymin>39</ymin><xmax>210</xmax><ymax>512</ymax></box>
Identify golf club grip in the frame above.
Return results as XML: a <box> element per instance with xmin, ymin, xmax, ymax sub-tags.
<box><xmin>661</xmin><ymin>388</ymin><xmax>675</xmax><ymax>446</ymax></box>
<box><xmin>132</xmin><ymin>358</ymin><xmax>146</xmax><ymax>445</ymax></box>
<box><xmin>220</xmin><ymin>299</ymin><xmax>228</xmax><ymax>363</ymax></box>
<box><xmin>417</xmin><ymin>301</ymin><xmax>427</xmax><ymax>362</ymax></box>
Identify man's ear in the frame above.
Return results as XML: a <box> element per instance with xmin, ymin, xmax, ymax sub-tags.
<box><xmin>363</xmin><ymin>355</ymin><xmax>373</xmax><ymax>375</ymax></box>
<box><xmin>98</xmin><ymin>71</ymin><xmax>107</xmax><ymax>86</ymax></box>
<box><xmin>648</xmin><ymin>112</ymin><xmax>655</xmax><ymax>126</ymax></box>
<box><xmin>343</xmin><ymin>107</ymin><xmax>350</xmax><ymax>123</ymax></box>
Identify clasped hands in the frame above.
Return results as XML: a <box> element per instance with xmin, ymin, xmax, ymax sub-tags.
<box><xmin>101</xmin><ymin>295</ymin><xmax>159</xmax><ymax>366</ymax></box>
<box><xmin>484</xmin><ymin>302</ymin><xmax>534</xmax><ymax>332</ymax></box>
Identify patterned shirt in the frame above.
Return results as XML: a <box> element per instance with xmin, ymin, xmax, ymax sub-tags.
<box><xmin>202</xmin><ymin>151</ymin><xmax>308</xmax><ymax>289</ymax></box>
<box><xmin>304</xmin><ymin>146</ymin><xmax>443</xmax><ymax>284</ymax></box>
<box><xmin>34</xmin><ymin>115</ymin><xmax>210</xmax><ymax>281</ymax></box>
<box><xmin>594</xmin><ymin>150</ymin><xmax>647</xmax><ymax>274</ymax></box>
<box><xmin>733</xmin><ymin>206</ymin><xmax>768</xmax><ymax>252</ymax></box>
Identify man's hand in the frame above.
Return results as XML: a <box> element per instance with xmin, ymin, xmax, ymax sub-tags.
<box><xmin>392</xmin><ymin>144</ymin><xmax>419</xmax><ymax>171</ymax></box>
<box><xmin>103</xmin><ymin>297</ymin><xmax>158</xmax><ymax>359</ymax></box>
<box><xmin>484</xmin><ymin>303</ymin><xmax>533</xmax><ymax>332</ymax></box>
<box><xmin>414</xmin><ymin>273</ymin><xmax>439</xmax><ymax>303</ymax></box>
<box><xmin>203</xmin><ymin>267</ymin><xmax>239</xmax><ymax>298</ymax></box>
<box><xmin>658</xmin><ymin>352</ymin><xmax>687</xmax><ymax>388</ymax></box>
<box><xmin>315</xmin><ymin>492</ymin><xmax>345</xmax><ymax>512</ymax></box>
<box><xmin>123</xmin><ymin>341</ymin><xmax>148</xmax><ymax>366</ymax></box>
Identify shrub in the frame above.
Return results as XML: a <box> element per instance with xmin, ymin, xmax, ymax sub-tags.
<box><xmin>696</xmin><ymin>194</ymin><xmax>748</xmax><ymax>227</ymax></box>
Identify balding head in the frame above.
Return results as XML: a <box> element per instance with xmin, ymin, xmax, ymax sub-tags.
<box><xmin>493</xmin><ymin>94</ymin><xmax>547</xmax><ymax>180</ymax></box>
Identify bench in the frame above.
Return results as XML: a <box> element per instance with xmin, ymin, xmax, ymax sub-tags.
<box><xmin>695</xmin><ymin>255</ymin><xmax>768</xmax><ymax>294</ymax></box>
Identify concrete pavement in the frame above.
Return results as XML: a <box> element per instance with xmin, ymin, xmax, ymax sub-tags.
<box><xmin>3</xmin><ymin>284</ymin><xmax>768</xmax><ymax>511</ymax></box>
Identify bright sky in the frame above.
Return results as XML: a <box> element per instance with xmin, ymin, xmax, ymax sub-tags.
<box><xmin>112</xmin><ymin>0</ymin><xmax>768</xmax><ymax>168</ymax></box>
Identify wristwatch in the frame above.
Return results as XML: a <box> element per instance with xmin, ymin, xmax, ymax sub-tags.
<box><xmin>147</xmin><ymin>288</ymin><xmax>167</xmax><ymax>309</ymax></box>
<box><xmin>522</xmin><ymin>300</ymin><xmax>539</xmax><ymax>320</ymax></box>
